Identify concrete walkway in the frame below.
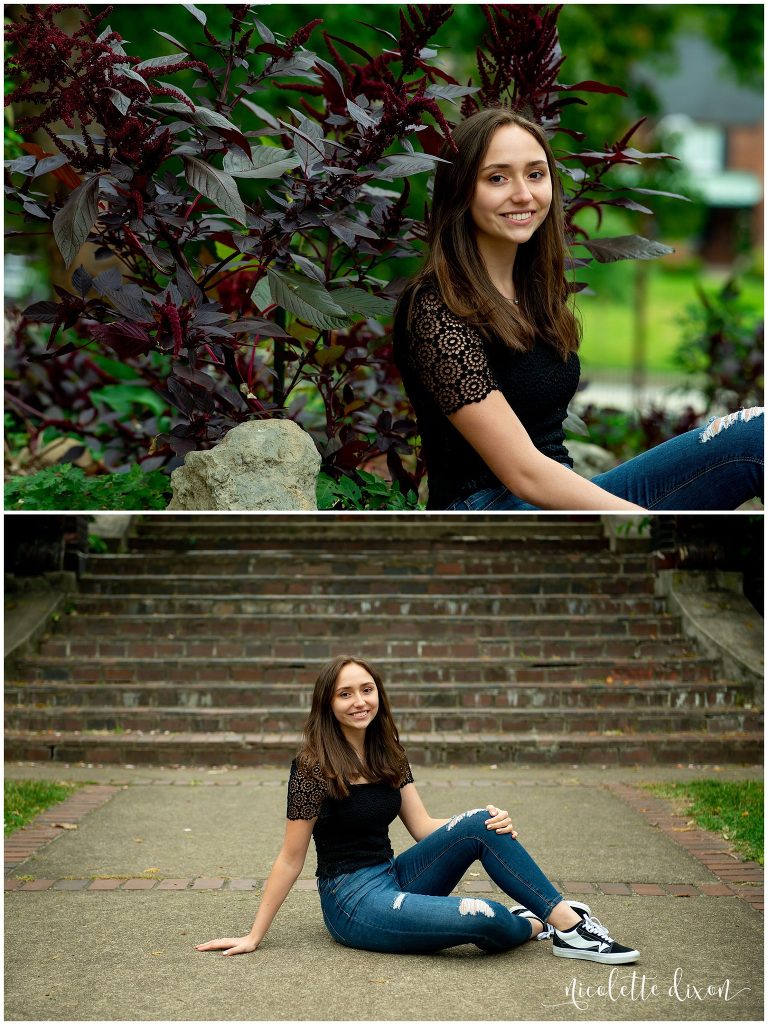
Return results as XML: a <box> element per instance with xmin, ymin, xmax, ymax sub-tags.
<box><xmin>4</xmin><ymin>763</ymin><xmax>763</xmax><ymax>1021</ymax></box>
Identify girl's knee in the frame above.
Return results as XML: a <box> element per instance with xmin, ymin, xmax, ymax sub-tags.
<box><xmin>699</xmin><ymin>406</ymin><xmax>764</xmax><ymax>444</ymax></box>
<box><xmin>445</xmin><ymin>808</ymin><xmax>488</xmax><ymax>835</ymax></box>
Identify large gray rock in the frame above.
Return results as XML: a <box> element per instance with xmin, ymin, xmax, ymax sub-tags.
<box><xmin>168</xmin><ymin>419</ymin><xmax>321</xmax><ymax>510</ymax></box>
<box><xmin>566</xmin><ymin>439</ymin><xmax>618</xmax><ymax>478</ymax></box>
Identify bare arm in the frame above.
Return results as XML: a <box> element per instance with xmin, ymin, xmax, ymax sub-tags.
<box><xmin>398</xmin><ymin>783</ymin><xmax>449</xmax><ymax>841</ymax></box>
<box><xmin>195</xmin><ymin>816</ymin><xmax>316</xmax><ymax>955</ymax></box>
<box><xmin>449</xmin><ymin>390</ymin><xmax>645</xmax><ymax>511</ymax></box>
<box><xmin>399</xmin><ymin>785</ymin><xmax>522</xmax><ymax>842</ymax></box>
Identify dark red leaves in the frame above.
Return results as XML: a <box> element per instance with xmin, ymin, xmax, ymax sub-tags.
<box><xmin>88</xmin><ymin>322</ymin><xmax>153</xmax><ymax>360</ymax></box>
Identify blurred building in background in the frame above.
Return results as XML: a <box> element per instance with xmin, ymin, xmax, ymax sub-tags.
<box><xmin>645</xmin><ymin>34</ymin><xmax>763</xmax><ymax>265</ymax></box>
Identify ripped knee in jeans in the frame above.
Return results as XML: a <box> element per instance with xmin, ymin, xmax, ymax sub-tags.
<box><xmin>699</xmin><ymin>406</ymin><xmax>764</xmax><ymax>444</ymax></box>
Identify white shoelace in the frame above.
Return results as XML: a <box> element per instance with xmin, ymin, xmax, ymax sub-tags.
<box><xmin>583</xmin><ymin>915</ymin><xmax>613</xmax><ymax>942</ymax></box>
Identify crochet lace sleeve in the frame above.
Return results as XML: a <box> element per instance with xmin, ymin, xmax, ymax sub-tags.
<box><xmin>408</xmin><ymin>288</ymin><xmax>499</xmax><ymax>416</ymax></box>
<box><xmin>287</xmin><ymin>759</ymin><xmax>327</xmax><ymax>820</ymax></box>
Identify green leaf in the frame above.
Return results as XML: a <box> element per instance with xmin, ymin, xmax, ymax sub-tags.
<box><xmin>135</xmin><ymin>53</ymin><xmax>189</xmax><ymax>72</ymax></box>
<box><xmin>425</xmin><ymin>84</ymin><xmax>480</xmax><ymax>103</ymax></box>
<box><xmin>335</xmin><ymin>475</ymin><xmax>362</xmax><ymax>503</ymax></box>
<box><xmin>328</xmin><ymin>288</ymin><xmax>394</xmax><ymax>320</ymax></box>
<box><xmin>576</xmin><ymin>234</ymin><xmax>675</xmax><ymax>263</ymax></box>
<box><xmin>316</xmin><ymin>472</ymin><xmax>339</xmax><ymax>509</ymax></box>
<box><xmin>267</xmin><ymin>269</ymin><xmax>349</xmax><ymax>330</ymax></box>
<box><xmin>315</xmin><ymin>345</ymin><xmax>346</xmax><ymax>366</ymax></box>
<box><xmin>250</xmin><ymin>276</ymin><xmax>273</xmax><ymax>313</ymax></box>
<box><xmin>114</xmin><ymin>63</ymin><xmax>152</xmax><ymax>94</ymax></box>
<box><xmin>154</xmin><ymin>103</ymin><xmax>251</xmax><ymax>156</ymax></box>
<box><xmin>182</xmin><ymin>3</ymin><xmax>207</xmax><ymax>25</ymax></box>
<box><xmin>105</xmin><ymin>89</ymin><xmax>131</xmax><ymax>115</ymax></box>
<box><xmin>223</xmin><ymin>146</ymin><xmax>300</xmax><ymax>179</ymax></box>
<box><xmin>52</xmin><ymin>176</ymin><xmax>101</xmax><ymax>268</ymax></box>
<box><xmin>183</xmin><ymin>157</ymin><xmax>246</xmax><ymax>225</ymax></box>
<box><xmin>90</xmin><ymin>385</ymin><xmax>170</xmax><ymax>418</ymax></box>
<box><xmin>376</xmin><ymin>154</ymin><xmax>448</xmax><ymax>180</ymax></box>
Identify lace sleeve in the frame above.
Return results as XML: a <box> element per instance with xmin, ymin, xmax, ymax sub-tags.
<box><xmin>287</xmin><ymin>758</ymin><xmax>327</xmax><ymax>820</ymax></box>
<box><xmin>399</xmin><ymin>762</ymin><xmax>414</xmax><ymax>788</ymax></box>
<box><xmin>408</xmin><ymin>288</ymin><xmax>499</xmax><ymax>416</ymax></box>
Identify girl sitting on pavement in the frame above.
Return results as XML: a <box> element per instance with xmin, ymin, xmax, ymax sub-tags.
<box><xmin>393</xmin><ymin>106</ymin><xmax>763</xmax><ymax>511</ymax></box>
<box><xmin>196</xmin><ymin>655</ymin><xmax>639</xmax><ymax>963</ymax></box>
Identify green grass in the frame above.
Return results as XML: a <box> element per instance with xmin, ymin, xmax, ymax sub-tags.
<box><xmin>641</xmin><ymin>780</ymin><xmax>763</xmax><ymax>865</ymax></box>
<box><xmin>576</xmin><ymin>266</ymin><xmax>763</xmax><ymax>375</ymax></box>
<box><xmin>4</xmin><ymin>780</ymin><xmax>82</xmax><ymax>837</ymax></box>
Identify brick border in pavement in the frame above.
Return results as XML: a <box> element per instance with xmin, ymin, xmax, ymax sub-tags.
<box><xmin>607</xmin><ymin>782</ymin><xmax>763</xmax><ymax>914</ymax></box>
<box><xmin>5</xmin><ymin>779</ymin><xmax>761</xmax><ymax>913</ymax></box>
<box><xmin>3</xmin><ymin>875</ymin><xmax>755</xmax><ymax>898</ymax></box>
<box><xmin>4</xmin><ymin>785</ymin><xmax>121</xmax><ymax>874</ymax></box>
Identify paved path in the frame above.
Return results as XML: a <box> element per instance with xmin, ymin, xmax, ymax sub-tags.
<box><xmin>4</xmin><ymin>762</ymin><xmax>763</xmax><ymax>1021</ymax></box>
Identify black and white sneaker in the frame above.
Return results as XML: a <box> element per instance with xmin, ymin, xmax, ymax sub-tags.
<box><xmin>552</xmin><ymin>913</ymin><xmax>639</xmax><ymax>964</ymax></box>
<box><xmin>510</xmin><ymin>901</ymin><xmax>592</xmax><ymax>941</ymax></box>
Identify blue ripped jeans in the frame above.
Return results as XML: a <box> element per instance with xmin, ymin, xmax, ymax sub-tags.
<box><xmin>317</xmin><ymin>808</ymin><xmax>561</xmax><ymax>954</ymax></box>
<box><xmin>447</xmin><ymin>407</ymin><xmax>764</xmax><ymax>511</ymax></box>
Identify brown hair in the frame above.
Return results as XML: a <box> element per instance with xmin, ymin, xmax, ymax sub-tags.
<box><xmin>297</xmin><ymin>656</ymin><xmax>409</xmax><ymax>800</ymax></box>
<box><xmin>399</xmin><ymin>107</ymin><xmax>580</xmax><ymax>359</ymax></box>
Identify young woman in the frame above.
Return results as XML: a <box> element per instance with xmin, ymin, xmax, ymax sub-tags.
<box><xmin>393</xmin><ymin>107</ymin><xmax>763</xmax><ymax>511</ymax></box>
<box><xmin>196</xmin><ymin>656</ymin><xmax>639</xmax><ymax>963</ymax></box>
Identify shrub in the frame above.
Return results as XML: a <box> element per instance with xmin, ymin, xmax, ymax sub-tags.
<box><xmin>4</xmin><ymin>463</ymin><xmax>171</xmax><ymax>510</ymax></box>
<box><xmin>675</xmin><ymin>278</ymin><xmax>764</xmax><ymax>409</ymax></box>
<box><xmin>573</xmin><ymin>403</ymin><xmax>702</xmax><ymax>461</ymax></box>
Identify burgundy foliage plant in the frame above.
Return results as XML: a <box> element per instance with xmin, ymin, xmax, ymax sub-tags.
<box><xmin>5</xmin><ymin>3</ymin><xmax>682</xmax><ymax>498</ymax></box>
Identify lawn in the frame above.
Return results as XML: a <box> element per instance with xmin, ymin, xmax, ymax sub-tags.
<box><xmin>641</xmin><ymin>780</ymin><xmax>763</xmax><ymax>865</ymax></box>
<box><xmin>576</xmin><ymin>265</ymin><xmax>763</xmax><ymax>375</ymax></box>
<box><xmin>4</xmin><ymin>780</ymin><xmax>82</xmax><ymax>837</ymax></box>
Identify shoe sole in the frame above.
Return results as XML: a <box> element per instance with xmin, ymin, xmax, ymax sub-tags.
<box><xmin>553</xmin><ymin>946</ymin><xmax>640</xmax><ymax>964</ymax></box>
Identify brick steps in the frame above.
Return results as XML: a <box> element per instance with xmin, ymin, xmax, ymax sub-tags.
<box><xmin>7</xmin><ymin>513</ymin><xmax>761</xmax><ymax>767</ymax></box>
<box><xmin>77</xmin><ymin>572</ymin><xmax>656</xmax><ymax>596</ymax></box>
<box><xmin>5</xmin><ymin>729</ymin><xmax>760</xmax><ymax>767</ymax></box>
<box><xmin>9</xmin><ymin>654</ymin><xmax>718</xmax><ymax>685</ymax></box>
<box><xmin>35</xmin><ymin>636</ymin><xmax>700</xmax><ymax>660</ymax></box>
<box><xmin>7</xmin><ymin>705</ymin><xmax>760</xmax><ymax>735</ymax></box>
<box><xmin>5</xmin><ymin>679</ymin><xmax>752</xmax><ymax>709</ymax></box>
<box><xmin>54</xmin><ymin>612</ymin><xmax>682</xmax><ymax>640</ymax></box>
<box><xmin>85</xmin><ymin>550</ymin><xmax>641</xmax><ymax>575</ymax></box>
<box><xmin>130</xmin><ymin>514</ymin><xmax>605</xmax><ymax>541</ymax></box>
<box><xmin>66</xmin><ymin>593</ymin><xmax>671</xmax><ymax>617</ymax></box>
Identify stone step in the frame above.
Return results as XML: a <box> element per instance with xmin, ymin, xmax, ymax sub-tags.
<box><xmin>7</xmin><ymin>705</ymin><xmax>760</xmax><ymax>735</ymax></box>
<box><xmin>10</xmin><ymin>654</ymin><xmax>718</xmax><ymax>685</ymax></box>
<box><xmin>128</xmin><ymin>535</ymin><xmax>611</xmax><ymax>553</ymax></box>
<box><xmin>77</xmin><ymin>572</ymin><xmax>655</xmax><ymax>596</ymax></box>
<box><xmin>5</xmin><ymin>729</ymin><xmax>761</xmax><ymax>766</ymax></box>
<box><xmin>84</xmin><ymin>550</ymin><xmax>645</xmax><ymax>576</ymax></box>
<box><xmin>6</xmin><ymin>679</ymin><xmax>751</xmax><ymax>710</ymax></box>
<box><xmin>131</xmin><ymin>513</ymin><xmax>606</xmax><ymax>539</ymax></box>
<box><xmin>54</xmin><ymin>612</ymin><xmax>683</xmax><ymax>641</ymax></box>
<box><xmin>36</xmin><ymin>635</ymin><xmax>700</xmax><ymax>661</ymax></box>
<box><xmin>66</xmin><ymin>593</ymin><xmax>670</xmax><ymax>617</ymax></box>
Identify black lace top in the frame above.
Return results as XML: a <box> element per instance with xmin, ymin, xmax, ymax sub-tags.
<box><xmin>287</xmin><ymin>758</ymin><xmax>414</xmax><ymax>878</ymax></box>
<box><xmin>393</xmin><ymin>285</ymin><xmax>581</xmax><ymax>508</ymax></box>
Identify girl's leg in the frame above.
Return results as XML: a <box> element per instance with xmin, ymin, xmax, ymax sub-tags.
<box><xmin>590</xmin><ymin>407</ymin><xmax>763</xmax><ymax>510</ymax></box>
<box><xmin>446</xmin><ymin>484</ymin><xmax>539</xmax><ymax>511</ymax></box>
<box><xmin>393</xmin><ymin>807</ymin><xmax>561</xmax><ymax>925</ymax></box>
<box><xmin>318</xmin><ymin>861</ymin><xmax>533</xmax><ymax>955</ymax></box>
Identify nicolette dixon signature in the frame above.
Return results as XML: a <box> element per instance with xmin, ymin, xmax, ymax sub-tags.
<box><xmin>543</xmin><ymin>967</ymin><xmax>750</xmax><ymax>1011</ymax></box>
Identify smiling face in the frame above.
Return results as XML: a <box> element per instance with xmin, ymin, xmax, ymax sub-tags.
<box><xmin>469</xmin><ymin>122</ymin><xmax>553</xmax><ymax>256</ymax></box>
<box><xmin>330</xmin><ymin>661</ymin><xmax>380</xmax><ymax>744</ymax></box>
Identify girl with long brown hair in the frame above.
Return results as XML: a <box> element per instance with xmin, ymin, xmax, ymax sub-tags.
<box><xmin>196</xmin><ymin>656</ymin><xmax>639</xmax><ymax>962</ymax></box>
<box><xmin>393</xmin><ymin>107</ymin><xmax>763</xmax><ymax>511</ymax></box>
